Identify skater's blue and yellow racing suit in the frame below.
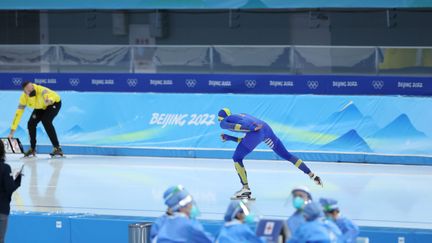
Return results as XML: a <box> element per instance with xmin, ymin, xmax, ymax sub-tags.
<box><xmin>220</xmin><ymin>113</ymin><xmax>311</xmax><ymax>186</ymax></box>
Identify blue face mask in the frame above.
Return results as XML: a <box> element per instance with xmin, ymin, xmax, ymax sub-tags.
<box><xmin>326</xmin><ymin>215</ymin><xmax>335</xmax><ymax>221</ymax></box>
<box><xmin>244</xmin><ymin>213</ymin><xmax>255</xmax><ymax>224</ymax></box>
<box><xmin>293</xmin><ymin>196</ymin><xmax>305</xmax><ymax>209</ymax></box>
<box><xmin>189</xmin><ymin>205</ymin><xmax>200</xmax><ymax>219</ymax></box>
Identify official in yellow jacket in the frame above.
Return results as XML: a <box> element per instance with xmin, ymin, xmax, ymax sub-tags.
<box><xmin>8</xmin><ymin>81</ymin><xmax>63</xmax><ymax>157</ymax></box>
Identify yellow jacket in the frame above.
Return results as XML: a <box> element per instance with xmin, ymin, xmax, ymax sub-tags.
<box><xmin>11</xmin><ymin>84</ymin><xmax>61</xmax><ymax>130</ymax></box>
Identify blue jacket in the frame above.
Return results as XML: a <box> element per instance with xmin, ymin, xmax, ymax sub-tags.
<box><xmin>335</xmin><ymin>217</ymin><xmax>359</xmax><ymax>243</ymax></box>
<box><xmin>150</xmin><ymin>214</ymin><xmax>168</xmax><ymax>241</ymax></box>
<box><xmin>287</xmin><ymin>210</ymin><xmax>306</xmax><ymax>236</ymax></box>
<box><xmin>216</xmin><ymin>220</ymin><xmax>264</xmax><ymax>243</ymax></box>
<box><xmin>323</xmin><ymin>219</ymin><xmax>343</xmax><ymax>243</ymax></box>
<box><xmin>287</xmin><ymin>218</ymin><xmax>331</xmax><ymax>243</ymax></box>
<box><xmin>154</xmin><ymin>213</ymin><xmax>213</xmax><ymax>243</ymax></box>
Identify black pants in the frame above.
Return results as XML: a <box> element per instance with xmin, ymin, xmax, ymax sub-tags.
<box><xmin>27</xmin><ymin>101</ymin><xmax>61</xmax><ymax>150</ymax></box>
<box><xmin>0</xmin><ymin>213</ymin><xmax>7</xmax><ymax>243</ymax></box>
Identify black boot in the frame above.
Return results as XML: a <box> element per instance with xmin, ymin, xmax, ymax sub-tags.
<box><xmin>23</xmin><ymin>148</ymin><xmax>36</xmax><ymax>157</ymax></box>
<box><xmin>49</xmin><ymin>147</ymin><xmax>64</xmax><ymax>157</ymax></box>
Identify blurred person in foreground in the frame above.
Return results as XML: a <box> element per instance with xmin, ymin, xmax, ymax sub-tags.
<box><xmin>216</xmin><ymin>199</ymin><xmax>264</xmax><ymax>243</ymax></box>
<box><xmin>152</xmin><ymin>185</ymin><xmax>213</xmax><ymax>243</ymax></box>
<box><xmin>320</xmin><ymin>198</ymin><xmax>359</xmax><ymax>243</ymax></box>
<box><xmin>0</xmin><ymin>141</ymin><xmax>23</xmax><ymax>243</ymax></box>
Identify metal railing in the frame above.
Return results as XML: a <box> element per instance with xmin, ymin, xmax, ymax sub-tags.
<box><xmin>0</xmin><ymin>44</ymin><xmax>431</xmax><ymax>76</ymax></box>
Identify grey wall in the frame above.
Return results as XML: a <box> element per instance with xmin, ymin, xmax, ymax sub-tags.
<box><xmin>0</xmin><ymin>10</ymin><xmax>431</xmax><ymax>46</ymax></box>
<box><xmin>48</xmin><ymin>11</ymin><xmax>130</xmax><ymax>44</ymax></box>
<box><xmin>0</xmin><ymin>11</ymin><xmax>39</xmax><ymax>44</ymax></box>
<box><xmin>329</xmin><ymin>10</ymin><xmax>432</xmax><ymax>46</ymax></box>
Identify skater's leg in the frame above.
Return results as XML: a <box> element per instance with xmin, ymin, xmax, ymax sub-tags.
<box><xmin>41</xmin><ymin>102</ymin><xmax>61</xmax><ymax>149</ymax></box>
<box><xmin>232</xmin><ymin>145</ymin><xmax>251</xmax><ymax>187</ymax></box>
<box><xmin>231</xmin><ymin>131</ymin><xmax>262</xmax><ymax>190</ymax></box>
<box><xmin>267</xmin><ymin>135</ymin><xmax>311</xmax><ymax>174</ymax></box>
<box><xmin>27</xmin><ymin>109</ymin><xmax>43</xmax><ymax>151</ymax></box>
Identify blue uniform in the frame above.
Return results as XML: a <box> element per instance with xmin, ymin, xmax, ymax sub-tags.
<box><xmin>335</xmin><ymin>217</ymin><xmax>359</xmax><ymax>243</ymax></box>
<box><xmin>154</xmin><ymin>213</ymin><xmax>213</xmax><ymax>243</ymax></box>
<box><xmin>150</xmin><ymin>214</ymin><xmax>168</xmax><ymax>241</ymax></box>
<box><xmin>287</xmin><ymin>219</ymin><xmax>331</xmax><ymax>243</ymax></box>
<box><xmin>287</xmin><ymin>210</ymin><xmax>306</xmax><ymax>236</ymax></box>
<box><xmin>220</xmin><ymin>113</ymin><xmax>311</xmax><ymax>185</ymax></box>
<box><xmin>318</xmin><ymin>198</ymin><xmax>359</xmax><ymax>243</ymax></box>
<box><xmin>216</xmin><ymin>220</ymin><xmax>264</xmax><ymax>243</ymax></box>
<box><xmin>323</xmin><ymin>219</ymin><xmax>343</xmax><ymax>243</ymax></box>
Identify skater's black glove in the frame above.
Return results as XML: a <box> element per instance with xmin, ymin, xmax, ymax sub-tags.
<box><xmin>220</xmin><ymin>133</ymin><xmax>227</xmax><ymax>142</ymax></box>
<box><xmin>309</xmin><ymin>173</ymin><xmax>323</xmax><ymax>187</ymax></box>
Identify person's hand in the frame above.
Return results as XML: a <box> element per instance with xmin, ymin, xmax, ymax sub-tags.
<box><xmin>14</xmin><ymin>171</ymin><xmax>23</xmax><ymax>178</ymax></box>
<box><xmin>309</xmin><ymin>172</ymin><xmax>323</xmax><ymax>187</ymax></box>
<box><xmin>15</xmin><ymin>165</ymin><xmax>24</xmax><ymax>178</ymax></box>
<box><xmin>254</xmin><ymin>124</ymin><xmax>263</xmax><ymax>131</ymax></box>
<box><xmin>8</xmin><ymin>130</ymin><xmax>15</xmax><ymax>139</ymax></box>
<box><xmin>220</xmin><ymin>133</ymin><xmax>227</xmax><ymax>142</ymax></box>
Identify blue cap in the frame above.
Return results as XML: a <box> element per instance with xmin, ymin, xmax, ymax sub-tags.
<box><xmin>303</xmin><ymin>202</ymin><xmax>324</xmax><ymax>221</ymax></box>
<box><xmin>224</xmin><ymin>200</ymin><xmax>250</xmax><ymax>222</ymax></box>
<box><xmin>218</xmin><ymin>108</ymin><xmax>231</xmax><ymax>121</ymax></box>
<box><xmin>163</xmin><ymin>185</ymin><xmax>185</xmax><ymax>201</ymax></box>
<box><xmin>319</xmin><ymin>198</ymin><xmax>339</xmax><ymax>212</ymax></box>
<box><xmin>163</xmin><ymin>185</ymin><xmax>193</xmax><ymax>211</ymax></box>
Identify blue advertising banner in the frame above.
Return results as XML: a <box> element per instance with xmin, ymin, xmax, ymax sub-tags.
<box><xmin>1</xmin><ymin>91</ymin><xmax>431</xmax><ymax>163</ymax></box>
<box><xmin>1</xmin><ymin>73</ymin><xmax>431</xmax><ymax>96</ymax></box>
<box><xmin>1</xmin><ymin>0</ymin><xmax>432</xmax><ymax>10</ymax></box>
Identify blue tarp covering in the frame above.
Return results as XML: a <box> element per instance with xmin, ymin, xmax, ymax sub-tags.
<box><xmin>1</xmin><ymin>91</ymin><xmax>431</xmax><ymax>164</ymax></box>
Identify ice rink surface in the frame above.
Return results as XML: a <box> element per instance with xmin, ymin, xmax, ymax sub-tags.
<box><xmin>6</xmin><ymin>154</ymin><xmax>432</xmax><ymax>229</ymax></box>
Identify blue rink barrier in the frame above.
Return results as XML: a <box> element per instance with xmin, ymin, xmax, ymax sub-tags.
<box><xmin>34</xmin><ymin>144</ymin><xmax>432</xmax><ymax>166</ymax></box>
<box><xmin>6</xmin><ymin>212</ymin><xmax>432</xmax><ymax>243</ymax></box>
<box><xmin>2</xmin><ymin>91</ymin><xmax>432</xmax><ymax>165</ymax></box>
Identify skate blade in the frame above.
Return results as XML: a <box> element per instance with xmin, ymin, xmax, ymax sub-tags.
<box><xmin>21</xmin><ymin>155</ymin><xmax>37</xmax><ymax>159</ymax></box>
<box><xmin>50</xmin><ymin>155</ymin><xmax>66</xmax><ymax>159</ymax></box>
<box><xmin>230</xmin><ymin>196</ymin><xmax>256</xmax><ymax>201</ymax></box>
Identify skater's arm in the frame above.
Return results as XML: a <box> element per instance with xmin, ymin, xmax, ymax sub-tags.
<box><xmin>10</xmin><ymin>95</ymin><xmax>27</xmax><ymax>133</ymax></box>
<box><xmin>220</xmin><ymin>116</ymin><xmax>258</xmax><ymax>132</ymax></box>
<box><xmin>220</xmin><ymin>119</ymin><xmax>250</xmax><ymax>132</ymax></box>
<box><xmin>221</xmin><ymin>134</ymin><xmax>243</xmax><ymax>143</ymax></box>
<box><xmin>41</xmin><ymin>87</ymin><xmax>59</xmax><ymax>105</ymax></box>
